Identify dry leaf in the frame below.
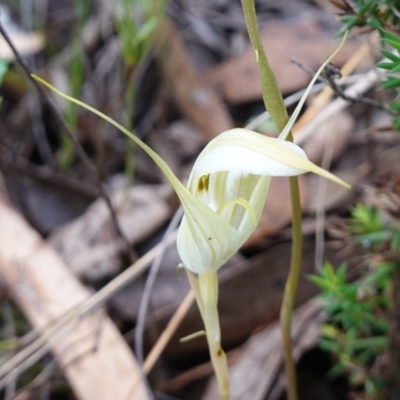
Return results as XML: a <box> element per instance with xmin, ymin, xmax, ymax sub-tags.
<box><xmin>49</xmin><ymin>183</ymin><xmax>172</xmax><ymax>280</ymax></box>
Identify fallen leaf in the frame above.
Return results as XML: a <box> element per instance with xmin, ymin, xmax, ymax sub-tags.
<box><xmin>49</xmin><ymin>182</ymin><xmax>172</xmax><ymax>280</ymax></box>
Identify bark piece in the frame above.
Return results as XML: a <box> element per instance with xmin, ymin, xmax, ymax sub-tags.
<box><xmin>0</xmin><ymin>194</ymin><xmax>147</xmax><ymax>400</ymax></box>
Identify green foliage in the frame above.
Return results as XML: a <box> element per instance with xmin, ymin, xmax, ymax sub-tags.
<box><xmin>0</xmin><ymin>58</ymin><xmax>8</xmax><ymax>86</ymax></box>
<box><xmin>349</xmin><ymin>203</ymin><xmax>382</xmax><ymax>233</ymax></box>
<box><xmin>377</xmin><ymin>31</ymin><xmax>400</xmax><ymax>129</ymax></box>
<box><xmin>113</xmin><ymin>0</ymin><xmax>165</xmax><ymax>67</ymax></box>
<box><xmin>349</xmin><ymin>203</ymin><xmax>400</xmax><ymax>250</ymax></box>
<box><xmin>310</xmin><ymin>261</ymin><xmax>391</xmax><ymax>334</ymax></box>
<box><xmin>336</xmin><ymin>2</ymin><xmax>400</xmax><ymax>130</ymax></box>
<box><xmin>58</xmin><ymin>0</ymin><xmax>91</xmax><ymax>170</ymax></box>
<box><xmin>74</xmin><ymin>0</ymin><xmax>91</xmax><ymax>24</ymax></box>
<box><xmin>59</xmin><ymin>0</ymin><xmax>165</xmax><ymax>171</ymax></box>
<box><xmin>0</xmin><ymin>58</ymin><xmax>8</xmax><ymax>108</ymax></box>
<box><xmin>338</xmin><ymin>0</ymin><xmax>400</xmax><ymax>34</ymax></box>
<box><xmin>310</xmin><ymin>204</ymin><xmax>400</xmax><ymax>398</ymax></box>
<box><xmin>112</xmin><ymin>0</ymin><xmax>165</xmax><ymax>183</ymax></box>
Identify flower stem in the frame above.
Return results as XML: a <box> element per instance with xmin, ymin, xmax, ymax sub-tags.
<box><xmin>240</xmin><ymin>0</ymin><xmax>288</xmax><ymax>130</ymax></box>
<box><xmin>187</xmin><ymin>270</ymin><xmax>229</xmax><ymax>400</ymax></box>
<box><xmin>240</xmin><ymin>1</ymin><xmax>302</xmax><ymax>399</ymax></box>
<box><xmin>280</xmin><ymin>176</ymin><xmax>302</xmax><ymax>400</ymax></box>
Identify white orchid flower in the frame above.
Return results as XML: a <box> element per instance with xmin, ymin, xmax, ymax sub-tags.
<box><xmin>177</xmin><ymin>128</ymin><xmax>349</xmax><ymax>274</ymax></box>
<box><xmin>32</xmin><ymin>75</ymin><xmax>349</xmax><ymax>277</ymax></box>
<box><xmin>33</xmin><ymin>55</ymin><xmax>349</xmax><ymax>400</ymax></box>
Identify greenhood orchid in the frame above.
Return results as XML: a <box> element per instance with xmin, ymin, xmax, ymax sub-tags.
<box><xmin>177</xmin><ymin>128</ymin><xmax>348</xmax><ymax>274</ymax></box>
<box><xmin>33</xmin><ymin>61</ymin><xmax>349</xmax><ymax>400</ymax></box>
<box><xmin>31</xmin><ymin>77</ymin><xmax>349</xmax><ymax>277</ymax></box>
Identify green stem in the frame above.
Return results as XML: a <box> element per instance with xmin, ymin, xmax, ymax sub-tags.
<box><xmin>240</xmin><ymin>1</ymin><xmax>302</xmax><ymax>399</ymax></box>
<box><xmin>123</xmin><ymin>67</ymin><xmax>137</xmax><ymax>189</ymax></box>
<box><xmin>240</xmin><ymin>0</ymin><xmax>288</xmax><ymax>132</ymax></box>
<box><xmin>280</xmin><ymin>176</ymin><xmax>302</xmax><ymax>400</ymax></box>
<box><xmin>187</xmin><ymin>270</ymin><xmax>229</xmax><ymax>400</ymax></box>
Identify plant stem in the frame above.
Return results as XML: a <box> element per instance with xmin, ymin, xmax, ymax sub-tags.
<box><xmin>240</xmin><ymin>1</ymin><xmax>302</xmax><ymax>399</ymax></box>
<box><xmin>280</xmin><ymin>176</ymin><xmax>302</xmax><ymax>400</ymax></box>
<box><xmin>187</xmin><ymin>270</ymin><xmax>229</xmax><ymax>400</ymax></box>
<box><xmin>123</xmin><ymin>66</ymin><xmax>137</xmax><ymax>189</ymax></box>
<box><xmin>240</xmin><ymin>0</ymin><xmax>288</xmax><ymax>131</ymax></box>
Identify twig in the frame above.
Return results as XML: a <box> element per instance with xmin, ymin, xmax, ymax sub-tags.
<box><xmin>2</xmin><ymin>301</ymin><xmax>16</xmax><ymax>400</ymax></box>
<box><xmin>12</xmin><ymin>360</ymin><xmax>59</xmax><ymax>400</ymax></box>
<box><xmin>327</xmin><ymin>73</ymin><xmax>394</xmax><ymax>114</ymax></box>
<box><xmin>294</xmin><ymin>69</ymin><xmax>381</xmax><ymax>146</ymax></box>
<box><xmin>294</xmin><ymin>37</ymin><xmax>377</xmax><ymax>133</ymax></box>
<box><xmin>296</xmin><ymin>36</ymin><xmax>393</xmax><ymax>130</ymax></box>
<box><xmin>135</xmin><ymin>206</ymin><xmax>183</xmax><ymax>367</ymax></box>
<box><xmin>0</xmin><ymin>335</ymin><xmax>52</xmax><ymax>392</ymax></box>
<box><xmin>123</xmin><ymin>290</ymin><xmax>196</xmax><ymax>400</ymax></box>
<box><xmin>12</xmin><ymin>323</ymin><xmax>109</xmax><ymax>400</ymax></box>
<box><xmin>134</xmin><ymin>206</ymin><xmax>183</xmax><ymax>398</ymax></box>
<box><xmin>143</xmin><ymin>290</ymin><xmax>195</xmax><ymax>374</ymax></box>
<box><xmin>20</xmin><ymin>0</ymin><xmax>55</xmax><ymax>167</ymax></box>
<box><xmin>0</xmin><ymin>21</ymin><xmax>136</xmax><ymax>263</ymax></box>
<box><xmin>292</xmin><ymin>57</ymin><xmax>393</xmax><ymax>114</ymax></box>
<box><xmin>244</xmin><ymin>74</ymin><xmax>368</xmax><ymax>132</ymax></box>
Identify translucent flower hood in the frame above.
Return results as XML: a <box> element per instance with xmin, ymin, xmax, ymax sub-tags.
<box><xmin>177</xmin><ymin>128</ymin><xmax>349</xmax><ymax>274</ymax></box>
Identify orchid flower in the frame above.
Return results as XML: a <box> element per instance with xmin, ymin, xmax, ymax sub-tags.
<box><xmin>32</xmin><ymin>75</ymin><xmax>348</xmax><ymax>277</ymax></box>
<box><xmin>177</xmin><ymin>128</ymin><xmax>348</xmax><ymax>274</ymax></box>
<box><xmin>33</xmin><ymin>64</ymin><xmax>349</xmax><ymax>400</ymax></box>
